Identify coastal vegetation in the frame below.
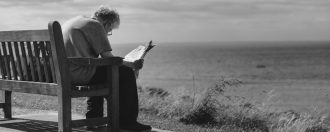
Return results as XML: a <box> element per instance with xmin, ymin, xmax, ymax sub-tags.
<box><xmin>138</xmin><ymin>78</ymin><xmax>329</xmax><ymax>132</ymax></box>
<box><xmin>3</xmin><ymin>77</ymin><xmax>329</xmax><ymax>131</ymax></box>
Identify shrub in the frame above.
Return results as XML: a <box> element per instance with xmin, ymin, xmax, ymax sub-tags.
<box><xmin>137</xmin><ymin>78</ymin><xmax>329</xmax><ymax>131</ymax></box>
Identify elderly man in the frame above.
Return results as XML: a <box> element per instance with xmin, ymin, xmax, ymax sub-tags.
<box><xmin>62</xmin><ymin>6</ymin><xmax>151</xmax><ymax>131</ymax></box>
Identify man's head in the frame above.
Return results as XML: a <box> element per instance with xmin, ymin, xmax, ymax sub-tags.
<box><xmin>93</xmin><ymin>6</ymin><xmax>120</xmax><ymax>34</ymax></box>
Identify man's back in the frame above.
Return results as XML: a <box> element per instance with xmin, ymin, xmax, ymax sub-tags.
<box><xmin>62</xmin><ymin>16</ymin><xmax>112</xmax><ymax>84</ymax></box>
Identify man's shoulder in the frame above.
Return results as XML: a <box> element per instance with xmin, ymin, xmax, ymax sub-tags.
<box><xmin>63</xmin><ymin>16</ymin><xmax>101</xmax><ymax>29</ymax></box>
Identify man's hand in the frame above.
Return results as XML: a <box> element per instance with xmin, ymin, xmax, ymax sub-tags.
<box><xmin>132</xmin><ymin>59</ymin><xmax>144</xmax><ymax>70</ymax></box>
<box><xmin>122</xmin><ymin>59</ymin><xmax>144</xmax><ymax>70</ymax></box>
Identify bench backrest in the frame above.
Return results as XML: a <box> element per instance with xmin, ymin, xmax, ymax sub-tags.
<box><xmin>0</xmin><ymin>21</ymin><xmax>70</xmax><ymax>96</ymax></box>
<box><xmin>0</xmin><ymin>30</ymin><xmax>55</xmax><ymax>82</ymax></box>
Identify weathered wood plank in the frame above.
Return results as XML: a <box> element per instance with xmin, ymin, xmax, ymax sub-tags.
<box><xmin>49</xmin><ymin>21</ymin><xmax>72</xmax><ymax>132</ymax></box>
<box><xmin>19</xmin><ymin>42</ymin><xmax>30</xmax><ymax>81</ymax></box>
<box><xmin>71</xmin><ymin>117</ymin><xmax>108</xmax><ymax>128</ymax></box>
<box><xmin>110</xmin><ymin>66</ymin><xmax>120</xmax><ymax>132</ymax></box>
<box><xmin>4</xmin><ymin>91</ymin><xmax>12</xmax><ymax>119</ymax></box>
<box><xmin>66</xmin><ymin>57</ymin><xmax>123</xmax><ymax>66</ymax></box>
<box><xmin>1</xmin><ymin>42</ymin><xmax>11</xmax><ymax>79</ymax></box>
<box><xmin>32</xmin><ymin>42</ymin><xmax>44</xmax><ymax>82</ymax></box>
<box><xmin>0</xmin><ymin>103</ymin><xmax>4</xmax><ymax>108</ymax></box>
<box><xmin>107</xmin><ymin>79</ymin><xmax>112</xmax><ymax>130</ymax></box>
<box><xmin>71</xmin><ymin>87</ymin><xmax>109</xmax><ymax>98</ymax></box>
<box><xmin>26</xmin><ymin>42</ymin><xmax>37</xmax><ymax>81</ymax></box>
<box><xmin>7</xmin><ymin>43</ymin><xmax>18</xmax><ymax>80</ymax></box>
<box><xmin>0</xmin><ymin>30</ymin><xmax>49</xmax><ymax>42</ymax></box>
<box><xmin>46</xmin><ymin>42</ymin><xmax>56</xmax><ymax>83</ymax></box>
<box><xmin>0</xmin><ymin>80</ymin><xmax>58</xmax><ymax>96</ymax></box>
<box><xmin>39</xmin><ymin>42</ymin><xmax>50</xmax><ymax>82</ymax></box>
<box><xmin>0</xmin><ymin>45</ymin><xmax>6</xmax><ymax>78</ymax></box>
<box><xmin>13</xmin><ymin>42</ymin><xmax>24</xmax><ymax>81</ymax></box>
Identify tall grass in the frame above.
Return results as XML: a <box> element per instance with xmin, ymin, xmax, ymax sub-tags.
<box><xmin>4</xmin><ymin>77</ymin><xmax>330</xmax><ymax>131</ymax></box>
<box><xmin>138</xmin><ymin>78</ymin><xmax>329</xmax><ymax>131</ymax></box>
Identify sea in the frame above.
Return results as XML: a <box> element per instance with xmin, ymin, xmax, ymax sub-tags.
<box><xmin>112</xmin><ymin>41</ymin><xmax>330</xmax><ymax>113</ymax></box>
<box><xmin>112</xmin><ymin>41</ymin><xmax>330</xmax><ymax>88</ymax></box>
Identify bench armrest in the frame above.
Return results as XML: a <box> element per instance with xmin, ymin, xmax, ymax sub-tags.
<box><xmin>66</xmin><ymin>57</ymin><xmax>123</xmax><ymax>66</ymax></box>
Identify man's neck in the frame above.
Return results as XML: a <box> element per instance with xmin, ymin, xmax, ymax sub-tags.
<box><xmin>91</xmin><ymin>16</ymin><xmax>104</xmax><ymax>23</ymax></box>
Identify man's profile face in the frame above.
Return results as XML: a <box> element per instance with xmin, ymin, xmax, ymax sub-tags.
<box><xmin>104</xmin><ymin>21</ymin><xmax>119</xmax><ymax>35</ymax></box>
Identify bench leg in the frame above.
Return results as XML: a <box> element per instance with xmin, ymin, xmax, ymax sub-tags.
<box><xmin>58</xmin><ymin>95</ymin><xmax>72</xmax><ymax>132</ymax></box>
<box><xmin>109</xmin><ymin>66</ymin><xmax>120</xmax><ymax>132</ymax></box>
<box><xmin>4</xmin><ymin>91</ymin><xmax>12</xmax><ymax>119</ymax></box>
<box><xmin>106</xmin><ymin>96</ymin><xmax>112</xmax><ymax>132</ymax></box>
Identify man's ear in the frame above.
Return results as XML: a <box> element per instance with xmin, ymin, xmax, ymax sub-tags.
<box><xmin>102</xmin><ymin>21</ymin><xmax>109</xmax><ymax>28</ymax></box>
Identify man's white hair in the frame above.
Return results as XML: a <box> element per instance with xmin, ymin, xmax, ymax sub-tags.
<box><xmin>94</xmin><ymin>5</ymin><xmax>120</xmax><ymax>25</ymax></box>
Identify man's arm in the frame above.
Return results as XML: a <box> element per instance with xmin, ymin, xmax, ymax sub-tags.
<box><xmin>101</xmin><ymin>51</ymin><xmax>143</xmax><ymax>69</ymax></box>
<box><xmin>100</xmin><ymin>50</ymin><xmax>114</xmax><ymax>57</ymax></box>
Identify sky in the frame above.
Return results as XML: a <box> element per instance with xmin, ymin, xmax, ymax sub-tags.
<box><xmin>0</xmin><ymin>0</ymin><xmax>329</xmax><ymax>44</ymax></box>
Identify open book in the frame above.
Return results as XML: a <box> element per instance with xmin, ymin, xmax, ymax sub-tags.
<box><xmin>124</xmin><ymin>40</ymin><xmax>156</xmax><ymax>77</ymax></box>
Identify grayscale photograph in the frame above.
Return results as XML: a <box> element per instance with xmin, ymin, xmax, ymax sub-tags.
<box><xmin>0</xmin><ymin>0</ymin><xmax>329</xmax><ymax>132</ymax></box>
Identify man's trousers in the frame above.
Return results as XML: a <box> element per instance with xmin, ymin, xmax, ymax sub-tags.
<box><xmin>86</xmin><ymin>66</ymin><xmax>139</xmax><ymax>125</ymax></box>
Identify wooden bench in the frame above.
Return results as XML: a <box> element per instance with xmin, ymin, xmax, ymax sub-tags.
<box><xmin>0</xmin><ymin>21</ymin><xmax>122</xmax><ymax>132</ymax></box>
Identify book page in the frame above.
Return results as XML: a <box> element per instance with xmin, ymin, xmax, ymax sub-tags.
<box><xmin>123</xmin><ymin>41</ymin><xmax>155</xmax><ymax>78</ymax></box>
<box><xmin>124</xmin><ymin>41</ymin><xmax>155</xmax><ymax>62</ymax></box>
<box><xmin>123</xmin><ymin>45</ymin><xmax>146</xmax><ymax>62</ymax></box>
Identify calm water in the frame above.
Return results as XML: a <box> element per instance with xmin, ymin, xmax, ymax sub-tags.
<box><xmin>112</xmin><ymin>41</ymin><xmax>330</xmax><ymax>113</ymax></box>
<box><xmin>112</xmin><ymin>41</ymin><xmax>330</xmax><ymax>89</ymax></box>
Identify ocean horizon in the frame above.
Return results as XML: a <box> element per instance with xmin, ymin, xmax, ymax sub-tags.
<box><xmin>111</xmin><ymin>41</ymin><xmax>330</xmax><ymax>88</ymax></box>
<box><xmin>111</xmin><ymin>41</ymin><xmax>330</xmax><ymax>113</ymax></box>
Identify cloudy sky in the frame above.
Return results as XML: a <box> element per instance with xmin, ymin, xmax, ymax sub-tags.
<box><xmin>0</xmin><ymin>0</ymin><xmax>329</xmax><ymax>44</ymax></box>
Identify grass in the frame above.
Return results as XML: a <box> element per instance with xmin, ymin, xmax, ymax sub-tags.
<box><xmin>138</xmin><ymin>78</ymin><xmax>329</xmax><ymax>132</ymax></box>
<box><xmin>1</xmin><ymin>78</ymin><xmax>329</xmax><ymax>132</ymax></box>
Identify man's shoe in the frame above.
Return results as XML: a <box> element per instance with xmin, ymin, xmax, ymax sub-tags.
<box><xmin>121</xmin><ymin>122</ymin><xmax>152</xmax><ymax>132</ymax></box>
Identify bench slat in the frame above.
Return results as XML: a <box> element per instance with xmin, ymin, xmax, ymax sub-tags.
<box><xmin>0</xmin><ymin>44</ymin><xmax>6</xmax><ymax>78</ymax></box>
<box><xmin>19</xmin><ymin>42</ymin><xmax>31</xmax><ymax>81</ymax></box>
<box><xmin>1</xmin><ymin>43</ymin><xmax>12</xmax><ymax>79</ymax></box>
<box><xmin>0</xmin><ymin>30</ymin><xmax>49</xmax><ymax>42</ymax></box>
<box><xmin>0</xmin><ymin>57</ymin><xmax>5</xmax><ymax>78</ymax></box>
<box><xmin>46</xmin><ymin>41</ymin><xmax>56</xmax><ymax>83</ymax></box>
<box><xmin>39</xmin><ymin>42</ymin><xmax>51</xmax><ymax>82</ymax></box>
<box><xmin>7</xmin><ymin>42</ymin><xmax>18</xmax><ymax>80</ymax></box>
<box><xmin>13</xmin><ymin>42</ymin><xmax>24</xmax><ymax>80</ymax></box>
<box><xmin>33</xmin><ymin>42</ymin><xmax>44</xmax><ymax>82</ymax></box>
<box><xmin>0</xmin><ymin>79</ymin><xmax>58</xmax><ymax>96</ymax></box>
<box><xmin>26</xmin><ymin>42</ymin><xmax>37</xmax><ymax>81</ymax></box>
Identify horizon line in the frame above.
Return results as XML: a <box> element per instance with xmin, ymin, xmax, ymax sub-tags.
<box><xmin>111</xmin><ymin>40</ymin><xmax>330</xmax><ymax>45</ymax></box>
